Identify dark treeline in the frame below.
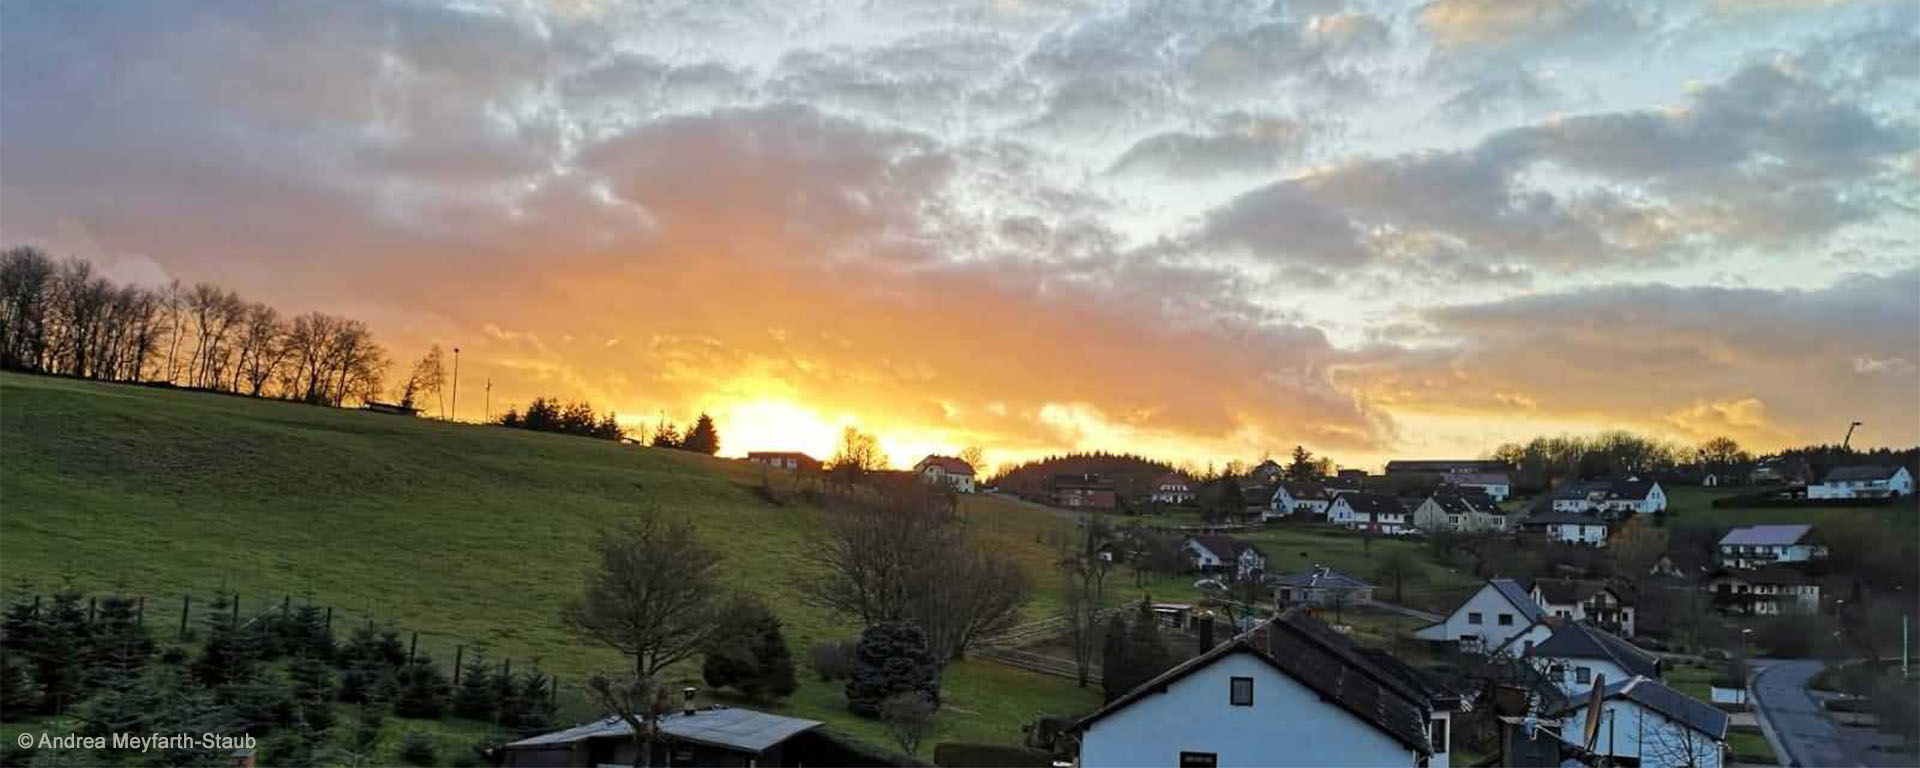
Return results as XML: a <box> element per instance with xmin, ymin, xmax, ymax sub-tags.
<box><xmin>0</xmin><ymin>586</ymin><xmax>553</xmax><ymax>766</ymax></box>
<box><xmin>989</xmin><ymin>452</ymin><xmax>1176</xmax><ymax>501</ymax></box>
<box><xmin>494</xmin><ymin>400</ymin><xmax>723</xmax><ymax>455</ymax></box>
<box><xmin>1489</xmin><ymin>430</ymin><xmax>1920</xmax><ymax>493</ymax></box>
<box><xmin>0</xmin><ymin>246</ymin><xmax>388</xmax><ymax>406</ymax></box>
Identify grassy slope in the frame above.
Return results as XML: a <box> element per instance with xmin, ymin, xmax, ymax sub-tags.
<box><xmin>0</xmin><ymin>372</ymin><xmax>1097</xmax><ymax>750</ymax></box>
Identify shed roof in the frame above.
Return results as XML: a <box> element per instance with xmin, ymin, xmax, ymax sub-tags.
<box><xmin>504</xmin><ymin>709</ymin><xmax>823</xmax><ymax>754</ymax></box>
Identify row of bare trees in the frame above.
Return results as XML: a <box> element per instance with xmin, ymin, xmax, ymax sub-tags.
<box><xmin>0</xmin><ymin>247</ymin><xmax>389</xmax><ymax>406</ymax></box>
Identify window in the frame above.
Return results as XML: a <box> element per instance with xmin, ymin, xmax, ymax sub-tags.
<box><xmin>1576</xmin><ymin>666</ymin><xmax>1592</xmax><ymax>684</ymax></box>
<box><xmin>1498</xmin><ymin>613</ymin><xmax>1514</xmax><ymax>626</ymax></box>
<box><xmin>1230</xmin><ymin>676</ymin><xmax>1254</xmax><ymax>706</ymax></box>
<box><xmin>1468</xmin><ymin>612</ymin><xmax>1483</xmax><ymax>625</ymax></box>
<box><xmin>1179</xmin><ymin>752</ymin><xmax>1218</xmax><ymax>768</ymax></box>
<box><xmin>1430</xmin><ymin>717</ymin><xmax>1450</xmax><ymax>752</ymax></box>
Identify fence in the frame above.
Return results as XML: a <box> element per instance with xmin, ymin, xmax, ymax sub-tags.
<box><xmin>2</xmin><ymin>585</ymin><xmax>577</xmax><ymax>715</ymax></box>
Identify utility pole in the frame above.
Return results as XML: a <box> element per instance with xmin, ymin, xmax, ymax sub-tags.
<box><xmin>1843</xmin><ymin>421</ymin><xmax>1862</xmax><ymax>450</ymax></box>
<box><xmin>484</xmin><ymin>377</ymin><xmax>492</xmax><ymax>424</ymax></box>
<box><xmin>451</xmin><ymin>347</ymin><xmax>461</xmax><ymax>422</ymax></box>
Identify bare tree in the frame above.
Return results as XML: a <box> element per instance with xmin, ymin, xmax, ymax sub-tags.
<box><xmin>880</xmin><ymin>692</ymin><xmax>937</xmax><ymax>756</ymax></box>
<box><xmin>806</xmin><ymin>483</ymin><xmax>1032</xmax><ymax>663</ymax></box>
<box><xmin>394</xmin><ymin>345</ymin><xmax>447</xmax><ymax>412</ymax></box>
<box><xmin>562</xmin><ymin>510</ymin><xmax>723</xmax><ymax>677</ymax></box>
<box><xmin>1059</xmin><ymin>517</ymin><xmax>1115</xmax><ymax>687</ymax></box>
<box><xmin>828</xmin><ymin>426</ymin><xmax>888</xmax><ymax>482</ymax></box>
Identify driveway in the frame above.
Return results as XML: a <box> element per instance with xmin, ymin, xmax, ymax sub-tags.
<box><xmin>1750</xmin><ymin>659</ymin><xmax>1861</xmax><ymax>768</ymax></box>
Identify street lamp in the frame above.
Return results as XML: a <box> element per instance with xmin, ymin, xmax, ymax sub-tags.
<box><xmin>1742</xmin><ymin>627</ymin><xmax>1754</xmax><ymax>659</ymax></box>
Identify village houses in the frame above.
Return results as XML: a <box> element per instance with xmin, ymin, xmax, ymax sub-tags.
<box><xmin>1186</xmin><ymin>535</ymin><xmax>1268</xmax><ymax>581</ymax></box>
<box><xmin>1439</xmin><ymin>472</ymin><xmax>1511</xmax><ymax>502</ymax></box>
<box><xmin>1414</xmin><ymin>578</ymin><xmax>1546</xmax><ymax>652</ymax></box>
<box><xmin>1271</xmin><ymin>481</ymin><xmax>1331</xmax><ymax>520</ymax></box>
<box><xmin>1151</xmin><ymin>472</ymin><xmax>1195</xmax><ymax>504</ymax></box>
<box><xmin>1327</xmin><ymin>492</ymin><xmax>1411</xmax><ymax>534</ymax></box>
<box><xmin>1529</xmin><ymin>579</ymin><xmax>1636</xmax><ymax>637</ymax></box>
<box><xmin>1517</xmin><ymin>512</ymin><xmax>1611</xmax><ymax>547</ymax></box>
<box><xmin>1550</xmin><ymin>478</ymin><xmax>1666</xmax><ymax>517</ymax></box>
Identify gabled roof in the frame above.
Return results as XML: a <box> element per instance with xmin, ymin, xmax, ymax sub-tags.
<box><xmin>1272</xmin><ymin>567</ymin><xmax>1372</xmax><ymax>590</ymax></box>
<box><xmin>1531</xmin><ymin>579</ymin><xmax>1626</xmax><ymax>607</ymax></box>
<box><xmin>1490</xmin><ymin>578</ymin><xmax>1548</xmax><ymax>623</ymax></box>
<box><xmin>1822</xmin><ymin>464</ymin><xmax>1903</xmax><ymax>482</ymax></box>
<box><xmin>1529</xmin><ymin>622</ymin><xmax>1660</xmax><ymax>680</ymax></box>
<box><xmin>1190</xmin><ymin>535</ymin><xmax>1263</xmax><ymax>560</ymax></box>
<box><xmin>1553</xmin><ymin>478</ymin><xmax>1658</xmax><ymax>501</ymax></box>
<box><xmin>505</xmin><ymin>708</ymin><xmax>822</xmax><ymax>754</ymax></box>
<box><xmin>1152</xmin><ymin>473</ymin><xmax>1191</xmax><ymax>488</ymax></box>
<box><xmin>1554</xmin><ymin>677</ymin><xmax>1728</xmax><ymax>740</ymax></box>
<box><xmin>1278</xmin><ymin>482</ymin><xmax>1330</xmax><ymax>501</ymax></box>
<box><xmin>1718</xmin><ymin>524</ymin><xmax>1813</xmax><ymax>547</ymax></box>
<box><xmin>914</xmin><ymin>455</ymin><xmax>976</xmax><ymax>475</ymax></box>
<box><xmin>1443</xmin><ymin>472</ymin><xmax>1511</xmax><ymax>486</ymax></box>
<box><xmin>1337</xmin><ymin>492</ymin><xmax>1406</xmax><ymax>516</ymax></box>
<box><xmin>1073</xmin><ymin>612</ymin><xmax>1441</xmax><ymax>754</ymax></box>
<box><xmin>1425</xmin><ymin>494</ymin><xmax>1476</xmax><ymax>516</ymax></box>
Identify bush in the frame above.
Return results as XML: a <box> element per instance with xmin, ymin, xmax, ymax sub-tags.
<box><xmin>933</xmin><ymin>743</ymin><xmax>1054</xmax><ymax>767</ymax></box>
<box><xmin>881</xmin><ymin>692</ymin><xmax>937</xmax><ymax>756</ymax></box>
<box><xmin>809</xmin><ymin>639</ymin><xmax>857</xmax><ymax>681</ymax></box>
<box><xmin>399</xmin><ymin>729</ymin><xmax>437</xmax><ymax>766</ymax></box>
<box><xmin>701</xmin><ymin>595</ymin><xmax>798</xmax><ymax>699</ymax></box>
<box><xmin>846</xmin><ymin>622</ymin><xmax>939</xmax><ymax>718</ymax></box>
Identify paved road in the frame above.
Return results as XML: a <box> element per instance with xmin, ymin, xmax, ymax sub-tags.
<box><xmin>1751</xmin><ymin>660</ymin><xmax>1860</xmax><ymax>768</ymax></box>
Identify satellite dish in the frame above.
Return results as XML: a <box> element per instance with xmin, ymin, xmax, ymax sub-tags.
<box><xmin>1582</xmin><ymin>673</ymin><xmax>1607</xmax><ymax>750</ymax></box>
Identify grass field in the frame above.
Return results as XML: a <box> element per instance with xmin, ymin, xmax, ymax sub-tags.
<box><xmin>0</xmin><ymin>371</ymin><xmax>1099</xmax><ymax>753</ymax></box>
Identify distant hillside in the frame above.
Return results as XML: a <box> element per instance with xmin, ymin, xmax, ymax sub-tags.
<box><xmin>990</xmin><ymin>451</ymin><xmax>1177</xmax><ymax>504</ymax></box>
<box><xmin>0</xmin><ymin>372</ymin><xmax>1096</xmax><ymax>748</ymax></box>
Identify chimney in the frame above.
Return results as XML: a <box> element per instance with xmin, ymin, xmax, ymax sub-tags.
<box><xmin>1198</xmin><ymin>611</ymin><xmax>1217</xmax><ymax>653</ymax></box>
<box><xmin>682</xmin><ymin>686</ymin><xmax>697</xmax><ymax>716</ymax></box>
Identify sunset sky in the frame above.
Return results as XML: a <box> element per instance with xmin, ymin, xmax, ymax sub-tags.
<box><xmin>3</xmin><ymin>0</ymin><xmax>1916</xmax><ymax>471</ymax></box>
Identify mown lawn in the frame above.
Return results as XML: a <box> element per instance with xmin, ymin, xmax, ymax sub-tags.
<box><xmin>0</xmin><ymin>372</ymin><xmax>1097</xmax><ymax>754</ymax></box>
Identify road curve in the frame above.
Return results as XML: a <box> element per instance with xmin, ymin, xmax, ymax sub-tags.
<box><xmin>1750</xmin><ymin>659</ymin><xmax>1861</xmax><ymax>768</ymax></box>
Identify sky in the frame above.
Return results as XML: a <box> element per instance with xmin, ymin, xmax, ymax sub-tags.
<box><xmin>2</xmin><ymin>0</ymin><xmax>1917</xmax><ymax>472</ymax></box>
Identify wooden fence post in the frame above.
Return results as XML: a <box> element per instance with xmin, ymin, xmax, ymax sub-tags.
<box><xmin>454</xmin><ymin>645</ymin><xmax>464</xmax><ymax>685</ymax></box>
<box><xmin>87</xmin><ymin>596</ymin><xmax>96</xmax><ymax>624</ymax></box>
<box><xmin>325</xmin><ymin>606</ymin><xmax>333</xmax><ymax>630</ymax></box>
<box><xmin>136</xmin><ymin>596</ymin><xmax>145</xmax><ymax>626</ymax></box>
<box><xmin>409</xmin><ymin>632</ymin><xmax>418</xmax><ymax>664</ymax></box>
<box><xmin>179</xmin><ymin>594</ymin><xmax>191</xmax><ymax>639</ymax></box>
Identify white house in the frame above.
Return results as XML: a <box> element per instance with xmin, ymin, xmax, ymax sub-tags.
<box><xmin>1414</xmin><ymin>579</ymin><xmax>1547</xmax><ymax>652</ymax></box>
<box><xmin>1270</xmin><ymin>482</ymin><xmax>1331</xmax><ymax>520</ymax></box>
<box><xmin>911</xmin><ymin>455</ymin><xmax>977</xmax><ymax>492</ymax></box>
<box><xmin>1327</xmin><ymin>492</ymin><xmax>1411</xmax><ymax>534</ymax></box>
<box><xmin>1716</xmin><ymin>524</ymin><xmax>1827</xmax><ymax>569</ymax></box>
<box><xmin>1272</xmin><ymin>567</ymin><xmax>1374</xmax><ymax>608</ymax></box>
<box><xmin>1440</xmin><ymin>472</ymin><xmax>1511</xmax><ymax>502</ymax></box>
<box><xmin>1518</xmin><ymin>512</ymin><xmax>1610</xmax><ymax>547</ymax></box>
<box><xmin>1551</xmin><ymin>479</ymin><xmax>1665</xmax><ymax>517</ymax></box>
<box><xmin>1529</xmin><ymin>579</ymin><xmax>1636</xmax><ymax>637</ymax></box>
<box><xmin>1554</xmin><ymin>677</ymin><xmax>1727</xmax><ymax>768</ymax></box>
<box><xmin>1808</xmin><ymin>465</ymin><xmax>1912</xmax><ymax>499</ymax></box>
<box><xmin>1524</xmin><ymin>622</ymin><xmax>1662</xmax><ymax>696</ymax></box>
<box><xmin>1074</xmin><ymin>611</ymin><xmax>1459</xmax><ymax>768</ymax></box>
<box><xmin>1186</xmin><ymin>536</ymin><xmax>1267</xmax><ymax>581</ymax></box>
<box><xmin>1151</xmin><ymin>473</ymin><xmax>1195</xmax><ymax>504</ymax></box>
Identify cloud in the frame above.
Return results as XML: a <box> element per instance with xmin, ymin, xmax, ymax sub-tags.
<box><xmin>1346</xmin><ymin>268</ymin><xmax>1920</xmax><ymax>446</ymax></box>
<box><xmin>1108</xmin><ymin>113</ymin><xmax>1310</xmax><ymax>179</ymax></box>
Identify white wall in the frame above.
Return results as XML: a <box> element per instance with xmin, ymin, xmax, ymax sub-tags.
<box><xmin>1414</xmin><ymin>584</ymin><xmax>1538</xmax><ymax>650</ymax></box>
<box><xmin>1561</xmin><ymin>699</ymin><xmax>1722</xmax><ymax>768</ymax></box>
<box><xmin>1531</xmin><ymin>656</ymin><xmax>1636</xmax><ymax>697</ymax></box>
<box><xmin>1079</xmin><ymin>652</ymin><xmax>1424</xmax><ymax>768</ymax></box>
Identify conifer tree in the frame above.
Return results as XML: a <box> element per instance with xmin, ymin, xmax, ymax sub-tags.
<box><xmin>31</xmin><ymin>588</ymin><xmax>90</xmax><ymax>713</ymax></box>
<box><xmin>1098</xmin><ymin>614</ymin><xmax>1131</xmax><ymax>702</ymax></box>
<box><xmin>394</xmin><ymin>652</ymin><xmax>451</xmax><ymax>719</ymax></box>
<box><xmin>681</xmin><ymin>413</ymin><xmax>721</xmax><ymax>455</ymax></box>
<box><xmin>492</xmin><ymin>663</ymin><xmax>524</xmax><ymax>729</ymax></box>
<box><xmin>845</xmin><ymin>622</ymin><xmax>939</xmax><ymax>717</ymax></box>
<box><xmin>516</xmin><ymin>667</ymin><xmax>554</xmax><ymax>732</ymax></box>
<box><xmin>701</xmin><ymin>596</ymin><xmax>797</xmax><ymax>699</ymax></box>
<box><xmin>193</xmin><ymin>590</ymin><xmax>259</xmax><ymax>688</ymax></box>
<box><xmin>452</xmin><ymin>651</ymin><xmax>496</xmax><ymax>721</ymax></box>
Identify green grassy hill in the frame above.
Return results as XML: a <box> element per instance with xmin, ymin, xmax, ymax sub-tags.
<box><xmin>0</xmin><ymin>372</ymin><xmax>1098</xmax><ymax>750</ymax></box>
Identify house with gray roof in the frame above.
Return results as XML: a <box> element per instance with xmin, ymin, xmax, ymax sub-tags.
<box><xmin>1716</xmin><ymin>524</ymin><xmax>1827</xmax><ymax>569</ymax></box>
<box><xmin>1552</xmin><ymin>676</ymin><xmax>1728</xmax><ymax>768</ymax></box>
<box><xmin>1525</xmin><ymin>622</ymin><xmax>1661</xmax><ymax>695</ymax></box>
<box><xmin>1808</xmin><ymin>464</ymin><xmax>1912</xmax><ymax>500</ymax></box>
<box><xmin>1414</xmin><ymin>578</ymin><xmax>1546</xmax><ymax>652</ymax></box>
<box><xmin>1272</xmin><ymin>566</ymin><xmax>1374</xmax><ymax>607</ymax></box>
<box><xmin>501</xmin><ymin>707</ymin><xmax>831</xmax><ymax>767</ymax></box>
<box><xmin>1529</xmin><ymin>579</ymin><xmax>1635</xmax><ymax>636</ymax></box>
